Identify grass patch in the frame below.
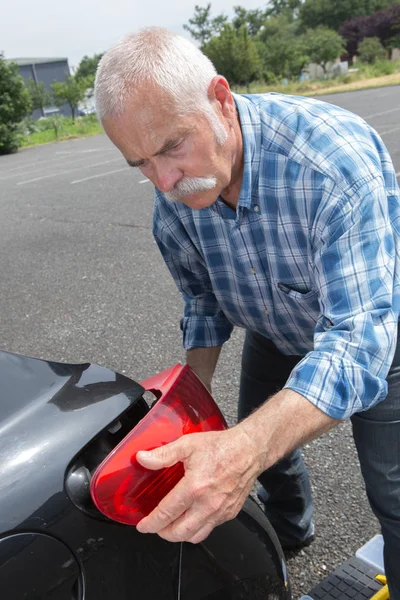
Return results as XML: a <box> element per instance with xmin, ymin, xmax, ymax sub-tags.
<box><xmin>21</xmin><ymin>114</ymin><xmax>103</xmax><ymax>147</ymax></box>
<box><xmin>234</xmin><ymin>59</ymin><xmax>400</xmax><ymax>97</ymax></box>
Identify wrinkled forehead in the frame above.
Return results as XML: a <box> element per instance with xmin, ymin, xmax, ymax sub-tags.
<box><xmin>102</xmin><ymin>91</ymin><xmax>202</xmax><ymax>161</ymax></box>
<box><xmin>120</xmin><ymin>83</ymin><xmax>172</xmax><ymax>126</ymax></box>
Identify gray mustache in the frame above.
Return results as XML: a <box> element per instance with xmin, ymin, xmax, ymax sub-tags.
<box><xmin>165</xmin><ymin>176</ymin><xmax>217</xmax><ymax>201</ymax></box>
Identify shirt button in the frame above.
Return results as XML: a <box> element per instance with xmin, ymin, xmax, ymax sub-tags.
<box><xmin>250</xmin><ymin>267</ymin><xmax>256</xmax><ymax>274</ymax></box>
<box><xmin>264</xmin><ymin>309</ymin><xmax>269</xmax><ymax>315</ymax></box>
<box><xmin>254</xmin><ymin>205</ymin><xmax>260</xmax><ymax>212</ymax></box>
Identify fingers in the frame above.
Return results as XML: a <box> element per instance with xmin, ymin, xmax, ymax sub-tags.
<box><xmin>136</xmin><ymin>437</ymin><xmax>189</xmax><ymax>470</ymax></box>
<box><xmin>161</xmin><ymin>520</ymin><xmax>215</xmax><ymax>545</ymax></box>
<box><xmin>141</xmin><ymin>488</ymin><xmax>241</xmax><ymax>543</ymax></box>
<box><xmin>156</xmin><ymin>497</ymin><xmax>239</xmax><ymax>543</ymax></box>
<box><xmin>188</xmin><ymin>523</ymin><xmax>215</xmax><ymax>544</ymax></box>
<box><xmin>156</xmin><ymin>507</ymin><xmax>218</xmax><ymax>544</ymax></box>
<box><xmin>136</xmin><ymin>429</ymin><xmax>259</xmax><ymax>543</ymax></box>
<box><xmin>136</xmin><ymin>475</ymin><xmax>193</xmax><ymax>534</ymax></box>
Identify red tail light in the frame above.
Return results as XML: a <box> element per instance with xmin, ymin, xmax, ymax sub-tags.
<box><xmin>90</xmin><ymin>364</ymin><xmax>227</xmax><ymax>526</ymax></box>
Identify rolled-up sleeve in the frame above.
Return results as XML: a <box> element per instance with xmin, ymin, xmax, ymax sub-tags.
<box><xmin>284</xmin><ymin>177</ymin><xmax>400</xmax><ymax>420</ymax></box>
<box><xmin>153</xmin><ymin>194</ymin><xmax>233</xmax><ymax>349</ymax></box>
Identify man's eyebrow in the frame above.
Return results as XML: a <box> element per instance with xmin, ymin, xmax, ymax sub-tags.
<box><xmin>153</xmin><ymin>135</ymin><xmax>184</xmax><ymax>156</ymax></box>
<box><xmin>126</xmin><ymin>130</ymin><xmax>192</xmax><ymax>168</ymax></box>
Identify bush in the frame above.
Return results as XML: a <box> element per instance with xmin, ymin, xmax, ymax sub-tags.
<box><xmin>338</xmin><ymin>73</ymin><xmax>354</xmax><ymax>84</ymax></box>
<box><xmin>358</xmin><ymin>36</ymin><xmax>387</xmax><ymax>63</ymax></box>
<box><xmin>387</xmin><ymin>34</ymin><xmax>400</xmax><ymax>54</ymax></box>
<box><xmin>20</xmin><ymin>116</ymin><xmax>38</xmax><ymax>135</ymax></box>
<box><xmin>0</xmin><ymin>122</ymin><xmax>26</xmax><ymax>154</ymax></box>
<box><xmin>36</xmin><ymin>116</ymin><xmax>62</xmax><ymax>132</ymax></box>
<box><xmin>372</xmin><ymin>59</ymin><xmax>397</xmax><ymax>74</ymax></box>
<box><xmin>31</xmin><ymin>115</ymin><xmax>66</xmax><ymax>137</ymax></box>
<box><xmin>83</xmin><ymin>112</ymin><xmax>98</xmax><ymax>124</ymax></box>
<box><xmin>46</xmin><ymin>115</ymin><xmax>65</xmax><ymax>138</ymax></box>
<box><xmin>262</xmin><ymin>71</ymin><xmax>279</xmax><ymax>85</ymax></box>
<box><xmin>357</xmin><ymin>58</ymin><xmax>398</xmax><ymax>76</ymax></box>
<box><xmin>0</xmin><ymin>56</ymin><xmax>32</xmax><ymax>154</ymax></box>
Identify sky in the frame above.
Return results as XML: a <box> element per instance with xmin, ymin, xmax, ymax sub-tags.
<box><xmin>2</xmin><ymin>0</ymin><xmax>266</xmax><ymax>70</ymax></box>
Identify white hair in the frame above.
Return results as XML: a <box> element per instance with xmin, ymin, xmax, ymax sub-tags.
<box><xmin>95</xmin><ymin>27</ymin><xmax>228</xmax><ymax>145</ymax></box>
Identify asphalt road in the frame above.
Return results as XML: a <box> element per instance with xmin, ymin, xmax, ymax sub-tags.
<box><xmin>1</xmin><ymin>85</ymin><xmax>400</xmax><ymax>598</ymax></box>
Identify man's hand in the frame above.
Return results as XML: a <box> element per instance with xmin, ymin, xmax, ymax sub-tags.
<box><xmin>136</xmin><ymin>388</ymin><xmax>338</xmax><ymax>544</ymax></box>
<box><xmin>135</xmin><ymin>426</ymin><xmax>263</xmax><ymax>544</ymax></box>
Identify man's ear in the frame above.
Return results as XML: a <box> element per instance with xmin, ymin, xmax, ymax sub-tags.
<box><xmin>207</xmin><ymin>76</ymin><xmax>235</xmax><ymax>122</ymax></box>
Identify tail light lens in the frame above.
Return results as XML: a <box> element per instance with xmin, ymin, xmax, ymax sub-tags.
<box><xmin>90</xmin><ymin>364</ymin><xmax>227</xmax><ymax>526</ymax></box>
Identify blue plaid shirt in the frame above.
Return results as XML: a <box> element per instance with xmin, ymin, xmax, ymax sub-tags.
<box><xmin>153</xmin><ymin>92</ymin><xmax>400</xmax><ymax>420</ymax></box>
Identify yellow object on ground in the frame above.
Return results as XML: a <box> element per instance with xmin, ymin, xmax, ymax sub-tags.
<box><xmin>370</xmin><ymin>575</ymin><xmax>389</xmax><ymax>600</ymax></box>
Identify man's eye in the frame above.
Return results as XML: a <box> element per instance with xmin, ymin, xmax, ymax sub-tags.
<box><xmin>170</xmin><ymin>141</ymin><xmax>183</xmax><ymax>152</ymax></box>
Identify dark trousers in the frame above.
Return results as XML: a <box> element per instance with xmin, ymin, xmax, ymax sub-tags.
<box><xmin>239</xmin><ymin>329</ymin><xmax>400</xmax><ymax>599</ymax></box>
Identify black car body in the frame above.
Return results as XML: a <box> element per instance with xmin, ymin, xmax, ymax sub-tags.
<box><xmin>0</xmin><ymin>349</ymin><xmax>290</xmax><ymax>599</ymax></box>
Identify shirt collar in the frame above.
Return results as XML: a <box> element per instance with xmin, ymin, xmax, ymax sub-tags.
<box><xmin>232</xmin><ymin>93</ymin><xmax>262</xmax><ymax>212</ymax></box>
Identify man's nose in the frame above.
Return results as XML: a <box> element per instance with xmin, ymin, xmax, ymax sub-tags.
<box><xmin>153</xmin><ymin>163</ymin><xmax>183</xmax><ymax>193</ymax></box>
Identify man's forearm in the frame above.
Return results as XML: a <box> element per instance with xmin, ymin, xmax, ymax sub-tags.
<box><xmin>186</xmin><ymin>346</ymin><xmax>222</xmax><ymax>391</ymax></box>
<box><xmin>237</xmin><ymin>388</ymin><xmax>339</xmax><ymax>473</ymax></box>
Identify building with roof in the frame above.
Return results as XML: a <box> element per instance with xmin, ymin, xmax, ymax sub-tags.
<box><xmin>7</xmin><ymin>57</ymin><xmax>71</xmax><ymax>118</ymax></box>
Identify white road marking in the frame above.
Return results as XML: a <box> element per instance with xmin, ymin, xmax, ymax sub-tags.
<box><xmin>56</xmin><ymin>148</ymin><xmax>107</xmax><ymax>155</ymax></box>
<box><xmin>377</xmin><ymin>125</ymin><xmax>400</xmax><ymax>136</ymax></box>
<box><xmin>364</xmin><ymin>107</ymin><xmax>400</xmax><ymax>119</ymax></box>
<box><xmin>0</xmin><ymin>149</ymin><xmax>117</xmax><ymax>180</ymax></box>
<box><xmin>16</xmin><ymin>158</ymin><xmax>123</xmax><ymax>186</ymax></box>
<box><xmin>71</xmin><ymin>168</ymin><xmax>127</xmax><ymax>184</ymax></box>
<box><xmin>139</xmin><ymin>179</ymin><xmax>151</xmax><ymax>184</ymax></box>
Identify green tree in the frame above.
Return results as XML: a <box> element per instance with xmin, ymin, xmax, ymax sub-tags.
<box><xmin>299</xmin><ymin>0</ymin><xmax>397</xmax><ymax>33</ymax></box>
<box><xmin>232</xmin><ymin>6</ymin><xmax>268</xmax><ymax>36</ymax></box>
<box><xmin>339</xmin><ymin>4</ymin><xmax>400</xmax><ymax>59</ymax></box>
<box><xmin>75</xmin><ymin>53</ymin><xmax>103</xmax><ymax>85</ymax></box>
<box><xmin>183</xmin><ymin>3</ymin><xmax>228</xmax><ymax>48</ymax></box>
<box><xmin>0</xmin><ymin>55</ymin><xmax>32</xmax><ymax>154</ymax></box>
<box><xmin>387</xmin><ymin>33</ymin><xmax>400</xmax><ymax>53</ymax></box>
<box><xmin>358</xmin><ymin>36</ymin><xmax>388</xmax><ymax>61</ymax></box>
<box><xmin>303</xmin><ymin>26</ymin><xmax>346</xmax><ymax>74</ymax></box>
<box><xmin>203</xmin><ymin>24</ymin><xmax>261</xmax><ymax>89</ymax></box>
<box><xmin>26</xmin><ymin>79</ymin><xmax>52</xmax><ymax>114</ymax></box>
<box><xmin>258</xmin><ymin>15</ymin><xmax>310</xmax><ymax>79</ymax></box>
<box><xmin>51</xmin><ymin>76</ymin><xmax>88</xmax><ymax>123</ymax></box>
<box><xmin>265</xmin><ymin>0</ymin><xmax>303</xmax><ymax>19</ymax></box>
<box><xmin>235</xmin><ymin>26</ymin><xmax>263</xmax><ymax>88</ymax></box>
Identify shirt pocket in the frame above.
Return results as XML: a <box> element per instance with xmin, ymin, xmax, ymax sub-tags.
<box><xmin>273</xmin><ymin>281</ymin><xmax>320</xmax><ymax>349</ymax></box>
<box><xmin>275</xmin><ymin>282</ymin><xmax>319</xmax><ymax>303</ymax></box>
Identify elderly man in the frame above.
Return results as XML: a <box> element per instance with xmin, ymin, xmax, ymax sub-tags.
<box><xmin>95</xmin><ymin>28</ymin><xmax>400</xmax><ymax>596</ymax></box>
